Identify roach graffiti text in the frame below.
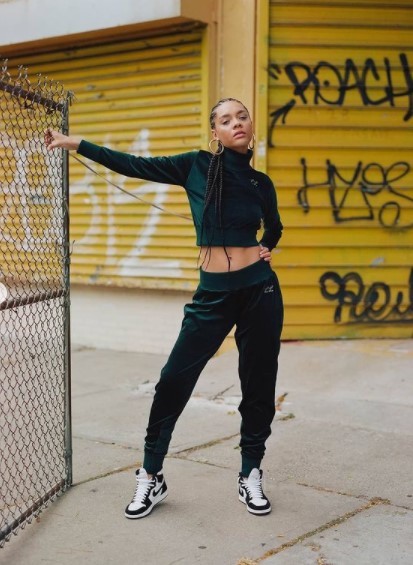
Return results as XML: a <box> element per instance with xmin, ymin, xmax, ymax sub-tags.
<box><xmin>298</xmin><ymin>159</ymin><xmax>413</xmax><ymax>229</ymax></box>
<box><xmin>268</xmin><ymin>53</ymin><xmax>413</xmax><ymax>146</ymax></box>
<box><xmin>320</xmin><ymin>268</ymin><xmax>413</xmax><ymax>324</ymax></box>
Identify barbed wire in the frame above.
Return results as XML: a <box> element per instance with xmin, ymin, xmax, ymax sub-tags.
<box><xmin>0</xmin><ymin>58</ymin><xmax>74</xmax><ymax>114</ymax></box>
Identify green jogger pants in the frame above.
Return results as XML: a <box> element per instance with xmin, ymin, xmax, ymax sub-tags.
<box><xmin>143</xmin><ymin>260</ymin><xmax>284</xmax><ymax>475</ymax></box>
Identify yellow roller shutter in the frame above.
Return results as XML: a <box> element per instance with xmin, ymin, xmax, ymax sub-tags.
<box><xmin>9</xmin><ymin>29</ymin><xmax>205</xmax><ymax>290</ymax></box>
<box><xmin>266</xmin><ymin>0</ymin><xmax>413</xmax><ymax>338</ymax></box>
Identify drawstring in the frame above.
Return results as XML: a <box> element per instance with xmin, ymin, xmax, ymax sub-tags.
<box><xmin>69</xmin><ymin>153</ymin><xmax>192</xmax><ymax>221</ymax></box>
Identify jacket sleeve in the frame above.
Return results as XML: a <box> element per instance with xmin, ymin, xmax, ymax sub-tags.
<box><xmin>259</xmin><ymin>179</ymin><xmax>283</xmax><ymax>251</ymax></box>
<box><xmin>77</xmin><ymin>140</ymin><xmax>197</xmax><ymax>187</ymax></box>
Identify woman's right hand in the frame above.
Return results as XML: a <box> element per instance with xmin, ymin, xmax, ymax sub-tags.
<box><xmin>45</xmin><ymin>129</ymin><xmax>81</xmax><ymax>151</ymax></box>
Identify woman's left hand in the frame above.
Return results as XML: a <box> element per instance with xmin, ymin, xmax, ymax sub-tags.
<box><xmin>259</xmin><ymin>245</ymin><xmax>272</xmax><ymax>262</ymax></box>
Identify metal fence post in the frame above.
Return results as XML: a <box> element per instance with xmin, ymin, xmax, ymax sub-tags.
<box><xmin>62</xmin><ymin>95</ymin><xmax>73</xmax><ymax>489</ymax></box>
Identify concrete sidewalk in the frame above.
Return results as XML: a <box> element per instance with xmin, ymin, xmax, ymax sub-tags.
<box><xmin>1</xmin><ymin>339</ymin><xmax>412</xmax><ymax>565</ymax></box>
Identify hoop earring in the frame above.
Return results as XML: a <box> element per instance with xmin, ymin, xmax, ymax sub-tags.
<box><xmin>248</xmin><ymin>133</ymin><xmax>256</xmax><ymax>150</ymax></box>
<box><xmin>208</xmin><ymin>138</ymin><xmax>224</xmax><ymax>155</ymax></box>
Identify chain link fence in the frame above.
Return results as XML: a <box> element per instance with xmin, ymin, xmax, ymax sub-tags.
<box><xmin>0</xmin><ymin>60</ymin><xmax>72</xmax><ymax>546</ymax></box>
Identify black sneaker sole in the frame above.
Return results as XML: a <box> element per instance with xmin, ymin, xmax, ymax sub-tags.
<box><xmin>125</xmin><ymin>491</ymin><xmax>168</xmax><ymax>519</ymax></box>
<box><xmin>239</xmin><ymin>494</ymin><xmax>271</xmax><ymax>515</ymax></box>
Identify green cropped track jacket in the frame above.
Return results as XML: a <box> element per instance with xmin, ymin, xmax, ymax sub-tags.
<box><xmin>77</xmin><ymin>141</ymin><xmax>283</xmax><ymax>251</ymax></box>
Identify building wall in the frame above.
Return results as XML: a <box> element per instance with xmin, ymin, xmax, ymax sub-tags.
<box><xmin>8</xmin><ymin>31</ymin><xmax>205</xmax><ymax>289</ymax></box>
<box><xmin>0</xmin><ymin>0</ymin><xmax>255</xmax><ymax>353</ymax></box>
<box><xmin>0</xmin><ymin>0</ymin><xmax>217</xmax><ymax>50</ymax></box>
<box><xmin>1</xmin><ymin>0</ymin><xmax>411</xmax><ymax>353</ymax></box>
<box><xmin>70</xmin><ymin>285</ymin><xmax>187</xmax><ymax>354</ymax></box>
<box><xmin>262</xmin><ymin>0</ymin><xmax>413</xmax><ymax>339</ymax></box>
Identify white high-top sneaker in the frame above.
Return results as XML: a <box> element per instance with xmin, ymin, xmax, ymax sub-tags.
<box><xmin>125</xmin><ymin>468</ymin><xmax>168</xmax><ymax>519</ymax></box>
<box><xmin>238</xmin><ymin>468</ymin><xmax>271</xmax><ymax>515</ymax></box>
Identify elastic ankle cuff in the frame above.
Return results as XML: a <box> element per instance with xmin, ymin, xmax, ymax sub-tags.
<box><xmin>241</xmin><ymin>456</ymin><xmax>262</xmax><ymax>477</ymax></box>
<box><xmin>143</xmin><ymin>451</ymin><xmax>164</xmax><ymax>475</ymax></box>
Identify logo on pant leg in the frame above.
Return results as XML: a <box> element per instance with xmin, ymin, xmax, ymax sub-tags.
<box><xmin>264</xmin><ymin>285</ymin><xmax>274</xmax><ymax>293</ymax></box>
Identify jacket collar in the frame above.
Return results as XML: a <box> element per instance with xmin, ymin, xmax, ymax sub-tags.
<box><xmin>222</xmin><ymin>147</ymin><xmax>253</xmax><ymax>170</ymax></box>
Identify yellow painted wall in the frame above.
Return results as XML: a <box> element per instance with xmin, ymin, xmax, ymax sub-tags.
<box><xmin>264</xmin><ymin>0</ymin><xmax>413</xmax><ymax>337</ymax></box>
<box><xmin>0</xmin><ymin>79</ymin><xmax>67</xmax><ymax>291</ymax></box>
<box><xmin>2</xmin><ymin>1</ymin><xmax>412</xmax><ymax>339</ymax></box>
<box><xmin>218</xmin><ymin>0</ymin><xmax>256</xmax><ymax>110</ymax></box>
<box><xmin>3</xmin><ymin>30</ymin><xmax>205</xmax><ymax>290</ymax></box>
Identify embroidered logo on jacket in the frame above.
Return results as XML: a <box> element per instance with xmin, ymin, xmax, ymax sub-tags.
<box><xmin>264</xmin><ymin>285</ymin><xmax>274</xmax><ymax>293</ymax></box>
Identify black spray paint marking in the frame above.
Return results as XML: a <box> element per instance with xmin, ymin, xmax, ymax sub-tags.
<box><xmin>319</xmin><ymin>268</ymin><xmax>413</xmax><ymax>324</ymax></box>
<box><xmin>298</xmin><ymin>159</ymin><xmax>413</xmax><ymax>229</ymax></box>
<box><xmin>268</xmin><ymin>53</ymin><xmax>413</xmax><ymax>146</ymax></box>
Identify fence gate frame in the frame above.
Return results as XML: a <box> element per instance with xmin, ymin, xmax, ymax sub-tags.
<box><xmin>0</xmin><ymin>61</ymin><xmax>72</xmax><ymax>546</ymax></box>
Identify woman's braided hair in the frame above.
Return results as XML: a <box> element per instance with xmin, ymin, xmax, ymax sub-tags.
<box><xmin>199</xmin><ymin>98</ymin><xmax>251</xmax><ymax>270</ymax></box>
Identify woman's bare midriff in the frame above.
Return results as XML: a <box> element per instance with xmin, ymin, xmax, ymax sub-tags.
<box><xmin>200</xmin><ymin>246</ymin><xmax>261</xmax><ymax>272</ymax></box>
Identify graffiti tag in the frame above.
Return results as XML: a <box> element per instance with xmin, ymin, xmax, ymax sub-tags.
<box><xmin>320</xmin><ymin>268</ymin><xmax>413</xmax><ymax>324</ymax></box>
<box><xmin>298</xmin><ymin>159</ymin><xmax>413</xmax><ymax>229</ymax></box>
<box><xmin>268</xmin><ymin>53</ymin><xmax>413</xmax><ymax>145</ymax></box>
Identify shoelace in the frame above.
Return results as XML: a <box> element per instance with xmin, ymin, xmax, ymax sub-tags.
<box><xmin>244</xmin><ymin>477</ymin><xmax>265</xmax><ymax>500</ymax></box>
<box><xmin>132</xmin><ymin>476</ymin><xmax>154</xmax><ymax>504</ymax></box>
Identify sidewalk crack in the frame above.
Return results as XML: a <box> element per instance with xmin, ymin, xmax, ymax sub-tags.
<box><xmin>297</xmin><ymin>482</ymin><xmax>369</xmax><ymax>501</ymax></box>
<box><xmin>296</xmin><ymin>482</ymin><xmax>413</xmax><ymax>511</ymax></box>
<box><xmin>171</xmin><ymin>433</ymin><xmax>239</xmax><ymax>457</ymax></box>
<box><xmin>254</xmin><ymin>497</ymin><xmax>390</xmax><ymax>562</ymax></box>
<box><xmin>209</xmin><ymin>384</ymin><xmax>234</xmax><ymax>401</ymax></box>
<box><xmin>73</xmin><ymin>462</ymin><xmax>141</xmax><ymax>486</ymax></box>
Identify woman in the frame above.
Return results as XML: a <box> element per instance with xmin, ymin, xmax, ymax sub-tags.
<box><xmin>46</xmin><ymin>98</ymin><xmax>284</xmax><ymax>518</ymax></box>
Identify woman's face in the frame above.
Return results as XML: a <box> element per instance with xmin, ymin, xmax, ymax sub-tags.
<box><xmin>211</xmin><ymin>100</ymin><xmax>253</xmax><ymax>154</ymax></box>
